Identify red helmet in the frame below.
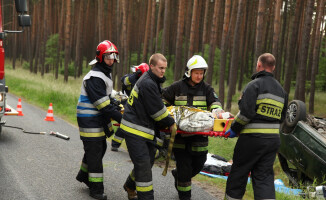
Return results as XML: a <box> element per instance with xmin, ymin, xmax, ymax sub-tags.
<box><xmin>131</xmin><ymin>63</ymin><xmax>149</xmax><ymax>75</ymax></box>
<box><xmin>90</xmin><ymin>40</ymin><xmax>119</xmax><ymax>65</ymax></box>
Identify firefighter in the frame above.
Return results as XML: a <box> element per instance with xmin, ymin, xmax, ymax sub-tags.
<box><xmin>224</xmin><ymin>53</ymin><xmax>288</xmax><ymax>200</ymax></box>
<box><xmin>111</xmin><ymin>63</ymin><xmax>149</xmax><ymax>152</ymax></box>
<box><xmin>76</xmin><ymin>40</ymin><xmax>122</xmax><ymax>200</ymax></box>
<box><xmin>162</xmin><ymin>55</ymin><xmax>223</xmax><ymax>200</ymax></box>
<box><xmin>120</xmin><ymin>53</ymin><xmax>176</xmax><ymax>200</ymax></box>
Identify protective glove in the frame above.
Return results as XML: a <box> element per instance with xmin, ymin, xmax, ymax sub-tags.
<box><xmin>224</xmin><ymin>129</ymin><xmax>238</xmax><ymax>138</ymax></box>
<box><xmin>110</xmin><ymin>98</ymin><xmax>121</xmax><ymax>111</ymax></box>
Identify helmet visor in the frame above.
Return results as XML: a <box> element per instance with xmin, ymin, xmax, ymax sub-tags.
<box><xmin>104</xmin><ymin>53</ymin><xmax>119</xmax><ymax>63</ymax></box>
<box><xmin>104</xmin><ymin>53</ymin><xmax>116</xmax><ymax>60</ymax></box>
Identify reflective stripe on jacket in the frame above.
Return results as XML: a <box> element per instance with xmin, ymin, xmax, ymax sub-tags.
<box><xmin>77</xmin><ymin>65</ymin><xmax>114</xmax><ymax>141</ymax></box>
<box><xmin>162</xmin><ymin>78</ymin><xmax>222</xmax><ymax>153</ymax></box>
<box><xmin>120</xmin><ymin>70</ymin><xmax>175</xmax><ymax>141</ymax></box>
<box><xmin>231</xmin><ymin>71</ymin><xmax>288</xmax><ymax>138</ymax></box>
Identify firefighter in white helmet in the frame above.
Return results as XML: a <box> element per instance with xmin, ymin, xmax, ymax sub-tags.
<box><xmin>162</xmin><ymin>55</ymin><xmax>224</xmax><ymax>200</ymax></box>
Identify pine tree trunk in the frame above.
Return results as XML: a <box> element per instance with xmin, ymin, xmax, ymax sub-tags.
<box><xmin>64</xmin><ymin>0</ymin><xmax>72</xmax><ymax>82</ymax></box>
<box><xmin>201</xmin><ymin>0</ymin><xmax>210</xmax><ymax>56</ymax></box>
<box><xmin>309</xmin><ymin>0</ymin><xmax>324</xmax><ymax>113</ymax></box>
<box><xmin>226</xmin><ymin>0</ymin><xmax>245</xmax><ymax>111</ymax></box>
<box><xmin>174</xmin><ymin>0</ymin><xmax>186</xmax><ymax>81</ymax></box>
<box><xmin>253</xmin><ymin>0</ymin><xmax>266</xmax><ymax>73</ymax></box>
<box><xmin>283</xmin><ymin>0</ymin><xmax>303</xmax><ymax>93</ymax></box>
<box><xmin>206</xmin><ymin>0</ymin><xmax>221</xmax><ymax>86</ymax></box>
<box><xmin>142</xmin><ymin>0</ymin><xmax>152</xmax><ymax>62</ymax></box>
<box><xmin>294</xmin><ymin>0</ymin><xmax>314</xmax><ymax>102</ymax></box>
<box><xmin>219</xmin><ymin>0</ymin><xmax>232</xmax><ymax>107</ymax></box>
<box><xmin>76</xmin><ymin>0</ymin><xmax>84</xmax><ymax>77</ymax></box>
<box><xmin>272</xmin><ymin>0</ymin><xmax>282</xmax><ymax>81</ymax></box>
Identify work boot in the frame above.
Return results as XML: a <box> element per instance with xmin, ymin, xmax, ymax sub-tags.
<box><xmin>89</xmin><ymin>192</ymin><xmax>107</xmax><ymax>200</ymax></box>
<box><xmin>124</xmin><ymin>184</ymin><xmax>138</xmax><ymax>200</ymax></box>
<box><xmin>111</xmin><ymin>146</ymin><xmax>119</xmax><ymax>152</ymax></box>
<box><xmin>76</xmin><ymin>171</ymin><xmax>90</xmax><ymax>187</ymax></box>
<box><xmin>172</xmin><ymin>168</ymin><xmax>177</xmax><ymax>190</ymax></box>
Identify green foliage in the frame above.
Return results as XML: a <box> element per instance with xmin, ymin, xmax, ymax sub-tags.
<box><xmin>129</xmin><ymin>53</ymin><xmax>139</xmax><ymax>67</ymax></box>
<box><xmin>164</xmin><ymin>55</ymin><xmax>175</xmax><ymax>86</ymax></box>
<box><xmin>22</xmin><ymin>61</ymin><xmax>29</xmax><ymax>70</ymax></box>
<box><xmin>60</xmin><ymin>61</ymin><xmax>76</xmax><ymax>76</ymax></box>
<box><xmin>5</xmin><ymin>66</ymin><xmax>81</xmax><ymax>123</ymax></box>
<box><xmin>45</xmin><ymin>34</ymin><xmax>62</xmax><ymax>68</ymax></box>
<box><xmin>317</xmin><ymin>53</ymin><xmax>326</xmax><ymax>91</ymax></box>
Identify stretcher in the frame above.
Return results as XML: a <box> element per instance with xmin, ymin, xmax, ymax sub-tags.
<box><xmin>160</xmin><ymin>118</ymin><xmax>233</xmax><ymax>137</ymax></box>
<box><xmin>161</xmin><ymin>118</ymin><xmax>233</xmax><ymax>176</ymax></box>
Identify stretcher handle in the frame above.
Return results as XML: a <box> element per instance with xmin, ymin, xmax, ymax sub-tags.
<box><xmin>162</xmin><ymin>123</ymin><xmax>177</xmax><ymax>176</ymax></box>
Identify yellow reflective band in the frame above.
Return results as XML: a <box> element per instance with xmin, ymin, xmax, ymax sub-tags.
<box><xmin>80</xmin><ymin>165</ymin><xmax>88</xmax><ymax>172</ymax></box>
<box><xmin>80</xmin><ymin>131</ymin><xmax>105</xmax><ymax>137</ymax></box>
<box><xmin>198</xmin><ymin>107</ymin><xmax>207</xmax><ymax>110</ymax></box>
<box><xmin>193</xmin><ymin>101</ymin><xmax>207</xmax><ymax>106</ymax></box>
<box><xmin>136</xmin><ymin>185</ymin><xmax>153</xmax><ymax>192</ymax></box>
<box><xmin>130</xmin><ymin>171</ymin><xmax>135</xmax><ymax>181</ymax></box>
<box><xmin>257</xmin><ymin>104</ymin><xmax>282</xmax><ymax>119</ymax></box>
<box><xmin>173</xmin><ymin>143</ymin><xmax>185</xmax><ymax>149</ymax></box>
<box><xmin>131</xmin><ymin>89</ymin><xmax>138</xmax><ymax>99</ymax></box>
<box><xmin>125</xmin><ymin>77</ymin><xmax>131</xmax><ymax>85</ymax></box>
<box><xmin>192</xmin><ymin>146</ymin><xmax>208</xmax><ymax>152</ymax></box>
<box><xmin>96</xmin><ymin>99</ymin><xmax>111</xmax><ymax>110</ymax></box>
<box><xmin>177</xmin><ymin>185</ymin><xmax>191</xmax><ymax>192</ymax></box>
<box><xmin>241</xmin><ymin>128</ymin><xmax>280</xmax><ymax>134</ymax></box>
<box><xmin>154</xmin><ymin>110</ymin><xmax>169</xmax><ymax>121</ymax></box>
<box><xmin>89</xmin><ymin>177</ymin><xmax>103</xmax><ymax>183</ymax></box>
<box><xmin>120</xmin><ymin>123</ymin><xmax>154</xmax><ymax>140</ymax></box>
<box><xmin>210</xmin><ymin>105</ymin><xmax>222</xmax><ymax>111</ymax></box>
<box><xmin>235</xmin><ymin>117</ymin><xmax>248</xmax><ymax>125</ymax></box>
<box><xmin>175</xmin><ymin>101</ymin><xmax>187</xmax><ymax>105</ymax></box>
<box><xmin>112</xmin><ymin>137</ymin><xmax>122</xmax><ymax>143</ymax></box>
<box><xmin>189</xmin><ymin>59</ymin><xmax>198</xmax><ymax>67</ymax></box>
<box><xmin>256</xmin><ymin>98</ymin><xmax>284</xmax><ymax>108</ymax></box>
<box><xmin>156</xmin><ymin>140</ymin><xmax>163</xmax><ymax>147</ymax></box>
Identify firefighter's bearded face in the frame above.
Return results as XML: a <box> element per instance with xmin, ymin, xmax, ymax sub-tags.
<box><xmin>190</xmin><ymin>69</ymin><xmax>205</xmax><ymax>84</ymax></box>
<box><xmin>150</xmin><ymin>59</ymin><xmax>167</xmax><ymax>78</ymax></box>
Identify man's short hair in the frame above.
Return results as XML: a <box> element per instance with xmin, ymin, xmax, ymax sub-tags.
<box><xmin>258</xmin><ymin>53</ymin><xmax>275</xmax><ymax>68</ymax></box>
<box><xmin>149</xmin><ymin>53</ymin><xmax>167</xmax><ymax>66</ymax></box>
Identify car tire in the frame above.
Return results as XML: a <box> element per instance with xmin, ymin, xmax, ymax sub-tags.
<box><xmin>283</xmin><ymin>100</ymin><xmax>306</xmax><ymax>133</ymax></box>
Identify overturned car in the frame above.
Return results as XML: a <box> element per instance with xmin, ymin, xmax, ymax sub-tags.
<box><xmin>278</xmin><ymin>100</ymin><xmax>326</xmax><ymax>186</ymax></box>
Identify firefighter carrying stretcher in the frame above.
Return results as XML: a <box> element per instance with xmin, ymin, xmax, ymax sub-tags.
<box><xmin>119</xmin><ymin>53</ymin><xmax>176</xmax><ymax>200</ymax></box>
<box><xmin>162</xmin><ymin>55</ymin><xmax>225</xmax><ymax>200</ymax></box>
<box><xmin>111</xmin><ymin>63</ymin><xmax>150</xmax><ymax>152</ymax></box>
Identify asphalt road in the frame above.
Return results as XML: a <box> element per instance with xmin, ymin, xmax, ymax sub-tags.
<box><xmin>0</xmin><ymin>93</ymin><xmax>217</xmax><ymax>200</ymax></box>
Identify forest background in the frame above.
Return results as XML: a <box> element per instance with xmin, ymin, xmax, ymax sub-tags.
<box><xmin>2</xmin><ymin>0</ymin><xmax>326</xmax><ymax>113</ymax></box>
<box><xmin>2</xmin><ymin>0</ymin><xmax>326</xmax><ymax>198</ymax></box>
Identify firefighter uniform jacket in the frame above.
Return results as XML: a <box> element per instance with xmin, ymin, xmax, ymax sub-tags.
<box><xmin>77</xmin><ymin>63</ymin><xmax>122</xmax><ymax>141</ymax></box>
<box><xmin>121</xmin><ymin>74</ymin><xmax>134</xmax><ymax>96</ymax></box>
<box><xmin>162</xmin><ymin>78</ymin><xmax>222</xmax><ymax>154</ymax></box>
<box><xmin>230</xmin><ymin>70</ymin><xmax>288</xmax><ymax>137</ymax></box>
<box><xmin>120</xmin><ymin>70</ymin><xmax>175</xmax><ymax>141</ymax></box>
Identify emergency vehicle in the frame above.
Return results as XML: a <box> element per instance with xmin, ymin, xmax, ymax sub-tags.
<box><xmin>0</xmin><ymin>0</ymin><xmax>31</xmax><ymax>136</ymax></box>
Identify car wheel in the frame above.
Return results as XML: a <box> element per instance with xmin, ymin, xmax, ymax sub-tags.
<box><xmin>284</xmin><ymin>100</ymin><xmax>306</xmax><ymax>128</ymax></box>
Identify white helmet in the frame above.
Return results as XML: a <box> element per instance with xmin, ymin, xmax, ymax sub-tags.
<box><xmin>185</xmin><ymin>55</ymin><xmax>208</xmax><ymax>78</ymax></box>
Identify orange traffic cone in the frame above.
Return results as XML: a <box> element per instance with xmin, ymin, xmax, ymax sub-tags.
<box><xmin>17</xmin><ymin>98</ymin><xmax>24</xmax><ymax>116</ymax></box>
<box><xmin>45</xmin><ymin>103</ymin><xmax>55</xmax><ymax>121</ymax></box>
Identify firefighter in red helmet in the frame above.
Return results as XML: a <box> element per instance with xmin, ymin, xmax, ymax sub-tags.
<box><xmin>76</xmin><ymin>40</ymin><xmax>122</xmax><ymax>200</ymax></box>
<box><xmin>111</xmin><ymin>63</ymin><xmax>150</xmax><ymax>152</ymax></box>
